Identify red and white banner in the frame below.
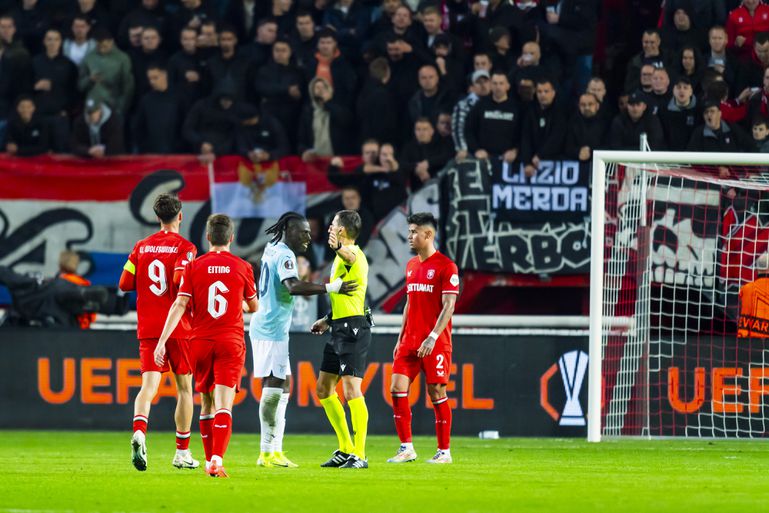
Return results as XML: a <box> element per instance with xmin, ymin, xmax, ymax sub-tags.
<box><xmin>0</xmin><ymin>155</ymin><xmax>354</xmax><ymax>294</ymax></box>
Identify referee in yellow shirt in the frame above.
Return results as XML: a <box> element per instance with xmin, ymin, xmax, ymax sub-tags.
<box><xmin>310</xmin><ymin>209</ymin><xmax>371</xmax><ymax>469</ymax></box>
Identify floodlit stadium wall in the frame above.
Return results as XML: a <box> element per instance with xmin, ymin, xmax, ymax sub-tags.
<box><xmin>0</xmin><ymin>322</ymin><xmax>589</xmax><ymax>437</ymax></box>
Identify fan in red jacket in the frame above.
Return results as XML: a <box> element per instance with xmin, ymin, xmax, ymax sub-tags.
<box><xmin>726</xmin><ymin>0</ymin><xmax>769</xmax><ymax>60</ymax></box>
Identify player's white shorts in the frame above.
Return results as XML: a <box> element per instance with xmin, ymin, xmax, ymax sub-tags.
<box><xmin>251</xmin><ymin>339</ymin><xmax>291</xmax><ymax>379</ymax></box>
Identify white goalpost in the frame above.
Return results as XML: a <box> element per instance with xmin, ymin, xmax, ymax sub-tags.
<box><xmin>588</xmin><ymin>151</ymin><xmax>769</xmax><ymax>442</ymax></box>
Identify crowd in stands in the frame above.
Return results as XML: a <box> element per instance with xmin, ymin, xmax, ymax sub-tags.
<box><xmin>5</xmin><ymin>0</ymin><xmax>769</xmax><ymax>189</ymax></box>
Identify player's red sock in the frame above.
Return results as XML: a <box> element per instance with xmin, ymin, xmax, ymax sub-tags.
<box><xmin>176</xmin><ymin>431</ymin><xmax>191</xmax><ymax>451</ymax></box>
<box><xmin>212</xmin><ymin>409</ymin><xmax>233</xmax><ymax>460</ymax></box>
<box><xmin>432</xmin><ymin>397</ymin><xmax>452</xmax><ymax>450</ymax></box>
<box><xmin>133</xmin><ymin>414</ymin><xmax>148</xmax><ymax>434</ymax></box>
<box><xmin>392</xmin><ymin>392</ymin><xmax>412</xmax><ymax>443</ymax></box>
<box><xmin>199</xmin><ymin>414</ymin><xmax>215</xmax><ymax>461</ymax></box>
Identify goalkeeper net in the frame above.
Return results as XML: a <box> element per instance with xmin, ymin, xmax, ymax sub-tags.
<box><xmin>588</xmin><ymin>151</ymin><xmax>769</xmax><ymax>441</ymax></box>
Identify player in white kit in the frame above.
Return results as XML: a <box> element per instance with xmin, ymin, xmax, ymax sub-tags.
<box><xmin>249</xmin><ymin>212</ymin><xmax>357</xmax><ymax>467</ymax></box>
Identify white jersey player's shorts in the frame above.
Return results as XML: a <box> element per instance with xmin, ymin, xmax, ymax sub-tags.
<box><xmin>251</xmin><ymin>339</ymin><xmax>292</xmax><ymax>379</ymax></box>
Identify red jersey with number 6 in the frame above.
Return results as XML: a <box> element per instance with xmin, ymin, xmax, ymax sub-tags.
<box><xmin>126</xmin><ymin>231</ymin><xmax>197</xmax><ymax>340</ymax></box>
<box><xmin>178</xmin><ymin>251</ymin><xmax>257</xmax><ymax>342</ymax></box>
<box><xmin>401</xmin><ymin>251</ymin><xmax>460</xmax><ymax>352</ymax></box>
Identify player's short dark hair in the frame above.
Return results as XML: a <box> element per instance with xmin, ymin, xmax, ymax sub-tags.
<box><xmin>407</xmin><ymin>212</ymin><xmax>438</xmax><ymax>231</ymax></box>
<box><xmin>153</xmin><ymin>193</ymin><xmax>182</xmax><ymax>223</ymax></box>
<box><xmin>336</xmin><ymin>210</ymin><xmax>361</xmax><ymax>240</ymax></box>
<box><xmin>753</xmin><ymin>117</ymin><xmax>769</xmax><ymax>128</ymax></box>
<box><xmin>207</xmin><ymin>213</ymin><xmax>234</xmax><ymax>246</ymax></box>
<box><xmin>264</xmin><ymin>211</ymin><xmax>306</xmax><ymax>244</ymax></box>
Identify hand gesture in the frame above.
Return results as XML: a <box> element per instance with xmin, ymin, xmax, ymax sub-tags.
<box><xmin>328</xmin><ymin>228</ymin><xmax>339</xmax><ymax>250</ymax></box>
<box><xmin>339</xmin><ymin>280</ymin><xmax>358</xmax><ymax>295</ymax></box>
<box><xmin>154</xmin><ymin>343</ymin><xmax>166</xmax><ymax>367</ymax></box>
<box><xmin>311</xmin><ymin>317</ymin><xmax>330</xmax><ymax>335</ymax></box>
<box><xmin>330</xmin><ymin>156</ymin><xmax>344</xmax><ymax>167</ymax></box>
<box><xmin>736</xmin><ymin>35</ymin><xmax>746</xmax><ymax>48</ymax></box>
<box><xmin>417</xmin><ymin>335</ymin><xmax>436</xmax><ymax>358</ymax></box>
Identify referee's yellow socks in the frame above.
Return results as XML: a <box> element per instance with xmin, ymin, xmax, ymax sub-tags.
<box><xmin>320</xmin><ymin>393</ymin><xmax>354</xmax><ymax>454</ymax></box>
<box><xmin>348</xmin><ymin>396</ymin><xmax>368</xmax><ymax>459</ymax></box>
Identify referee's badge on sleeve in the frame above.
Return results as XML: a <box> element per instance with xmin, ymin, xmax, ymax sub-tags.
<box><xmin>450</xmin><ymin>274</ymin><xmax>460</xmax><ymax>286</ymax></box>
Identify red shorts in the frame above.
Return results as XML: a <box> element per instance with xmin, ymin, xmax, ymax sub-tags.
<box><xmin>139</xmin><ymin>338</ymin><xmax>191</xmax><ymax>375</ymax></box>
<box><xmin>190</xmin><ymin>337</ymin><xmax>246</xmax><ymax>394</ymax></box>
<box><xmin>393</xmin><ymin>346</ymin><xmax>452</xmax><ymax>384</ymax></box>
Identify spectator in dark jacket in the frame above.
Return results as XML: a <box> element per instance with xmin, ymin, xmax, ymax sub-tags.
<box><xmin>170</xmin><ymin>0</ymin><xmax>217</xmax><ymax>43</ymax></box>
<box><xmin>245</xmin><ymin>17</ymin><xmax>278</xmax><ymax>70</ymax></box>
<box><xmin>130</xmin><ymin>26</ymin><xmax>168</xmax><ymax>101</ymax></box>
<box><xmin>5</xmin><ymin>96</ymin><xmax>49</xmax><ymax>156</ymax></box>
<box><xmin>687</xmin><ymin>100</ymin><xmax>753</xmax><ymax>152</ymax></box>
<box><xmin>182</xmin><ymin>84</ymin><xmax>245</xmax><ymax>161</ymax></box>
<box><xmin>207</xmin><ymin>25</ymin><xmax>253</xmax><ymax>102</ymax></box>
<box><xmin>646</xmin><ymin>67</ymin><xmax>672</xmax><ymax>116</ymax></box>
<box><xmin>302</xmin><ymin>29</ymin><xmax>357</xmax><ymax>108</ymax></box>
<box><xmin>453</xmin><ymin>69</ymin><xmax>491</xmax><ymax>161</ymax></box>
<box><xmin>132</xmin><ymin>65</ymin><xmax>186</xmax><ymax>153</ymax></box>
<box><xmin>356</xmin><ymin>57</ymin><xmax>399</xmax><ymax>146</ymax></box>
<box><xmin>609</xmin><ymin>91</ymin><xmax>665</xmax><ymax>150</ymax></box>
<box><xmin>236</xmin><ymin>107</ymin><xmax>290</xmax><ymax>163</ymax></box>
<box><xmin>661</xmin><ymin>5</ymin><xmax>707</xmax><ymax>54</ymax></box>
<box><xmin>323</xmin><ymin>0</ymin><xmax>370</xmax><ymax>58</ymax></box>
<box><xmin>407</xmin><ymin>63</ymin><xmax>455</xmax><ymax>127</ymax></box>
<box><xmin>400</xmin><ymin>117</ymin><xmax>453</xmax><ymax>192</ymax></box>
<box><xmin>625</xmin><ymin>29</ymin><xmax>667</xmax><ymax>93</ymax></box>
<box><xmin>564</xmin><ymin>92</ymin><xmax>608</xmax><ymax>161</ymax></box>
<box><xmin>663</xmin><ymin>0</ymin><xmax>726</xmax><ymax>31</ymax></box>
<box><xmin>32</xmin><ymin>28</ymin><xmax>77</xmax><ymax>152</ymax></box>
<box><xmin>339</xmin><ymin>185</ymin><xmax>374</xmax><ymax>247</ymax></box>
<box><xmin>659</xmin><ymin>76</ymin><xmax>700</xmax><ymax>151</ymax></box>
<box><xmin>254</xmin><ymin>38</ymin><xmax>304</xmax><ymax>152</ymax></box>
<box><xmin>521</xmin><ymin>79</ymin><xmax>568</xmax><ymax>175</ymax></box>
<box><xmin>71</xmin><ymin>98</ymin><xmax>125</xmax><ymax>157</ymax></box>
<box><xmin>329</xmin><ymin>139</ymin><xmax>407</xmax><ymax>222</ymax></box>
<box><xmin>541</xmin><ymin>0</ymin><xmax>599</xmax><ymax>79</ymax></box>
<box><xmin>298</xmin><ymin>76</ymin><xmax>355</xmax><ymax>159</ymax></box>
<box><xmin>290</xmin><ymin>10</ymin><xmax>317</xmax><ymax>69</ymax></box>
<box><xmin>167</xmin><ymin>27</ymin><xmax>210</xmax><ymax>111</ymax></box>
<box><xmin>384</xmin><ymin>34</ymin><xmax>423</xmax><ymax>110</ymax></box>
<box><xmin>118</xmin><ymin>0</ymin><xmax>168</xmax><ymax>51</ymax></box>
<box><xmin>372</xmin><ymin>5</ymin><xmax>430</xmax><ymax>62</ymax></box>
<box><xmin>466</xmin><ymin>71</ymin><xmax>521</xmax><ymax>162</ymax></box>
<box><xmin>705</xmin><ymin>25</ymin><xmax>739</xmax><ymax>86</ymax></box>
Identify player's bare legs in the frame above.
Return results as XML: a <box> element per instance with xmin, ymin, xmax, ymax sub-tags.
<box><xmin>171</xmin><ymin>373</ymin><xmax>199</xmax><ymax>469</ymax></box>
<box><xmin>131</xmin><ymin>371</ymin><xmax>161</xmax><ymax>471</ymax></box>
<box><xmin>426</xmin><ymin>383</ymin><xmax>452</xmax><ymax>464</ymax></box>
<box><xmin>199</xmin><ymin>392</ymin><xmax>216</xmax><ymax>472</ymax></box>
<box><xmin>316</xmin><ymin>371</ymin><xmax>355</xmax><ymax>466</ymax></box>
<box><xmin>388</xmin><ymin>373</ymin><xmax>418</xmax><ymax>463</ymax></box>
<box><xmin>258</xmin><ymin>375</ymin><xmax>296</xmax><ymax>467</ymax></box>
<box><xmin>208</xmin><ymin>384</ymin><xmax>237</xmax><ymax>477</ymax></box>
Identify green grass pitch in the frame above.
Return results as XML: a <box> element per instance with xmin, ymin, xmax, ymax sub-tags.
<box><xmin>1</xmin><ymin>431</ymin><xmax>768</xmax><ymax>513</ymax></box>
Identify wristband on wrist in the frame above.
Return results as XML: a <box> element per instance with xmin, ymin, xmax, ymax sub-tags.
<box><xmin>428</xmin><ymin>331</ymin><xmax>440</xmax><ymax>341</ymax></box>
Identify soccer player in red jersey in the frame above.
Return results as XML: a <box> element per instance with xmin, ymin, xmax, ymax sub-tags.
<box><xmin>154</xmin><ymin>214</ymin><xmax>258</xmax><ymax>478</ymax></box>
<box><xmin>118</xmin><ymin>193</ymin><xmax>199</xmax><ymax>472</ymax></box>
<box><xmin>388</xmin><ymin>212</ymin><xmax>459</xmax><ymax>464</ymax></box>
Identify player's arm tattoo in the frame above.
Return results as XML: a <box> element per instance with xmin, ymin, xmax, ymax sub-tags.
<box><xmin>429</xmin><ymin>293</ymin><xmax>457</xmax><ymax>340</ymax></box>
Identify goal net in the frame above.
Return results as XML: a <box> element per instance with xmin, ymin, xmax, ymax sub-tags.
<box><xmin>588</xmin><ymin>151</ymin><xmax>769</xmax><ymax>441</ymax></box>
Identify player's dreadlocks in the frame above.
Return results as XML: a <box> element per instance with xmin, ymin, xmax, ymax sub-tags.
<box><xmin>264</xmin><ymin>212</ymin><xmax>305</xmax><ymax>243</ymax></box>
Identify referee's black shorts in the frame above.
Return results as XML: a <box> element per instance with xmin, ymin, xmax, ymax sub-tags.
<box><xmin>320</xmin><ymin>316</ymin><xmax>371</xmax><ymax>378</ymax></box>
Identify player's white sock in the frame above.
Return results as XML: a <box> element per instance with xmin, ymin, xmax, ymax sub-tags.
<box><xmin>211</xmin><ymin>455</ymin><xmax>222</xmax><ymax>466</ymax></box>
<box><xmin>439</xmin><ymin>449</ymin><xmax>451</xmax><ymax>457</ymax></box>
<box><xmin>273</xmin><ymin>392</ymin><xmax>290</xmax><ymax>453</ymax></box>
<box><xmin>401</xmin><ymin>442</ymin><xmax>414</xmax><ymax>451</ymax></box>
<box><xmin>259</xmin><ymin>387</ymin><xmax>283</xmax><ymax>453</ymax></box>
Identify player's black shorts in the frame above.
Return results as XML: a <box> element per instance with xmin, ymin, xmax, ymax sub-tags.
<box><xmin>320</xmin><ymin>316</ymin><xmax>371</xmax><ymax>378</ymax></box>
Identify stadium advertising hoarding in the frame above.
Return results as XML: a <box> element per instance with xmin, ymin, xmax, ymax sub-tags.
<box><xmin>647</xmin><ymin>334</ymin><xmax>769</xmax><ymax>437</ymax></box>
<box><xmin>441</xmin><ymin>159</ymin><xmax>591</xmax><ymax>275</ymax></box>
<box><xmin>0</xmin><ymin>328</ymin><xmax>589</xmax><ymax>437</ymax></box>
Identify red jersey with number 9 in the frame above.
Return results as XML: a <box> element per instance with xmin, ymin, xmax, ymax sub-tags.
<box><xmin>401</xmin><ymin>251</ymin><xmax>460</xmax><ymax>352</ymax></box>
<box><xmin>178</xmin><ymin>250</ymin><xmax>257</xmax><ymax>342</ymax></box>
<box><xmin>126</xmin><ymin>231</ymin><xmax>197</xmax><ymax>340</ymax></box>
